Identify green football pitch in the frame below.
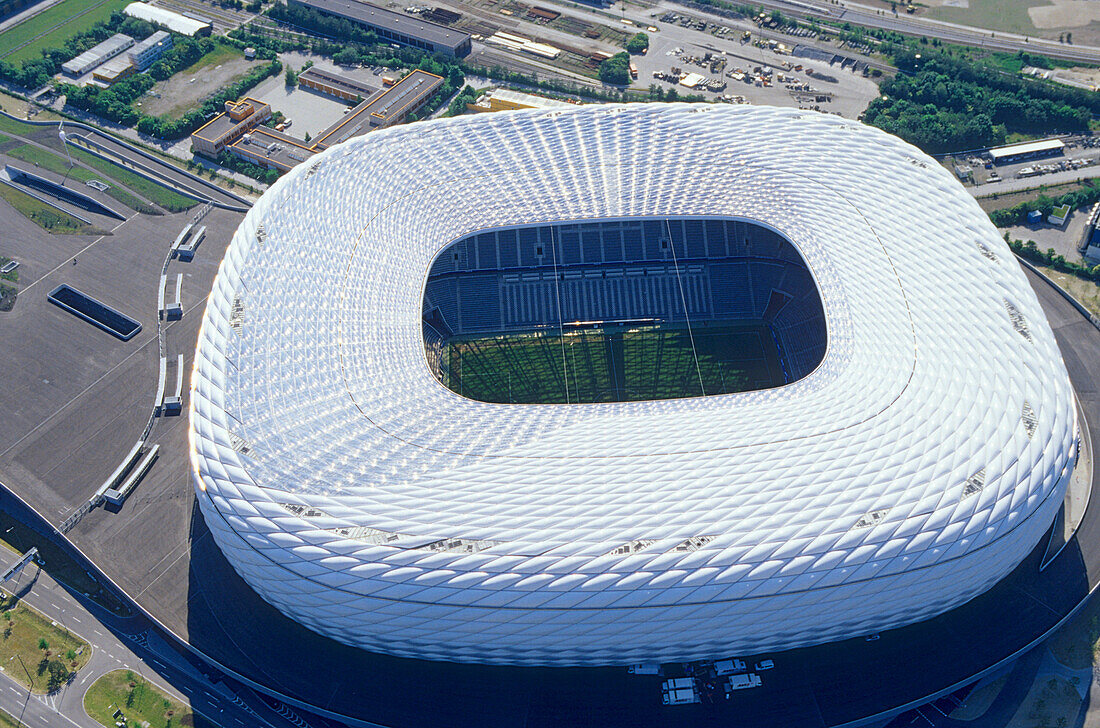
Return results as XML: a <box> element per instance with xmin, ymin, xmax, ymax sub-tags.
<box><xmin>441</xmin><ymin>321</ymin><xmax>787</xmax><ymax>404</ymax></box>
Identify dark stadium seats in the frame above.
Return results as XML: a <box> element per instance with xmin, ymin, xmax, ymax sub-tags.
<box><xmin>423</xmin><ymin>218</ymin><xmax>827</xmax><ymax>399</ymax></box>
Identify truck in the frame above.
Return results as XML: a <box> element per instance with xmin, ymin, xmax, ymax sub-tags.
<box><xmin>727</xmin><ymin>673</ymin><xmax>762</xmax><ymax>692</ymax></box>
<box><xmin>662</xmin><ymin>677</ymin><xmax>700</xmax><ymax>705</ymax></box>
<box><xmin>714</xmin><ymin>658</ymin><xmax>746</xmax><ymax>675</ymax></box>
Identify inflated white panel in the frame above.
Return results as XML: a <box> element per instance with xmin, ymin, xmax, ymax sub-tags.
<box><xmin>189</xmin><ymin>104</ymin><xmax>1076</xmax><ymax>666</ymax></box>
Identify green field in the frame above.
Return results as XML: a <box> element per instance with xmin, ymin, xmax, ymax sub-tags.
<box><xmin>2</xmin><ymin>0</ymin><xmax>131</xmax><ymax>64</ymax></box>
<box><xmin>0</xmin><ymin>183</ymin><xmax>101</xmax><ymax>234</ymax></box>
<box><xmin>924</xmin><ymin>0</ymin><xmax>1044</xmax><ymax>36</ymax></box>
<box><xmin>4</xmin><ymin>143</ymin><xmax>155</xmax><ymax>213</ymax></box>
<box><xmin>84</xmin><ymin>670</ymin><xmax>195</xmax><ymax>728</ymax></box>
<box><xmin>442</xmin><ymin>321</ymin><xmax>785</xmax><ymax>404</ymax></box>
<box><xmin>67</xmin><ymin>146</ymin><xmax>196</xmax><ymax>212</ymax></box>
<box><xmin>0</xmin><ymin>593</ymin><xmax>91</xmax><ymax>693</ymax></box>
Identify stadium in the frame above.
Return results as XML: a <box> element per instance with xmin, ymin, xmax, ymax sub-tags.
<box><xmin>189</xmin><ymin>104</ymin><xmax>1077</xmax><ymax>667</ymax></box>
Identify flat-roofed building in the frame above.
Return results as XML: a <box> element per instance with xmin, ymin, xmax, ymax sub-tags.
<box><xmin>298</xmin><ymin>66</ymin><xmax>379</xmax><ymax>103</ymax></box>
<box><xmin>225</xmin><ymin>70</ymin><xmax>443</xmax><ymax>171</ymax></box>
<box><xmin>312</xmin><ymin>69</ymin><xmax>442</xmax><ymax>148</ymax></box>
<box><xmin>129</xmin><ymin>30</ymin><xmax>173</xmax><ymax>70</ymax></box>
<box><xmin>468</xmin><ymin>88</ymin><xmax>576</xmax><ymax>113</ymax></box>
<box><xmin>191</xmin><ymin>98</ymin><xmax>272</xmax><ymax>157</ymax></box>
<box><xmin>287</xmin><ymin>0</ymin><xmax>471</xmax><ymax>56</ymax></box>
<box><xmin>124</xmin><ymin>2</ymin><xmax>212</xmax><ymax>36</ymax></box>
<box><xmin>62</xmin><ymin>34</ymin><xmax>134</xmax><ymax>77</ymax></box>
<box><xmin>230</xmin><ymin>128</ymin><xmax>317</xmax><ymax>172</ymax></box>
<box><xmin>988</xmin><ymin>138</ymin><xmax>1065</xmax><ymax>165</ymax></box>
<box><xmin>92</xmin><ymin>56</ymin><xmax>137</xmax><ymax>84</ymax></box>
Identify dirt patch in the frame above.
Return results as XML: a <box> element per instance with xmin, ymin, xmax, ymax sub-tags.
<box><xmin>1028</xmin><ymin>0</ymin><xmax>1100</xmax><ymax>28</ymax></box>
<box><xmin>141</xmin><ymin>52</ymin><xmax>255</xmax><ymax>119</ymax></box>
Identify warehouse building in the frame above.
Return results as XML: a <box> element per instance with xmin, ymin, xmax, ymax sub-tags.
<box><xmin>987</xmin><ymin>138</ymin><xmax>1065</xmax><ymax>165</ymax></box>
<box><xmin>124</xmin><ymin>2</ymin><xmax>212</xmax><ymax>36</ymax></box>
<box><xmin>92</xmin><ymin>57</ymin><xmax>137</xmax><ymax>84</ymax></box>
<box><xmin>62</xmin><ymin>34</ymin><xmax>134</xmax><ymax>77</ymax></box>
<box><xmin>467</xmin><ymin>88</ymin><xmax>576</xmax><ymax>113</ymax></box>
<box><xmin>287</xmin><ymin>0</ymin><xmax>471</xmax><ymax>56</ymax></box>
<box><xmin>298</xmin><ymin>66</ymin><xmax>377</xmax><ymax>103</ymax></box>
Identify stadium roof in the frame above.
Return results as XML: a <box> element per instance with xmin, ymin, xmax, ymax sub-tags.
<box><xmin>190</xmin><ymin>104</ymin><xmax>1077</xmax><ymax>666</ymax></box>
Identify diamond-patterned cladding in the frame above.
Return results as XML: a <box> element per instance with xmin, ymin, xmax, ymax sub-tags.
<box><xmin>188</xmin><ymin>104</ymin><xmax>1076</xmax><ymax>666</ymax></box>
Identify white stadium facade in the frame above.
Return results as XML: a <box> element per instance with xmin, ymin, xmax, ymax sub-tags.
<box><xmin>189</xmin><ymin>104</ymin><xmax>1078</xmax><ymax>666</ymax></box>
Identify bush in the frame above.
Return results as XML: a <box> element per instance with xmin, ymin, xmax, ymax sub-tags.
<box><xmin>988</xmin><ymin>182</ymin><xmax>1100</xmax><ymax>227</ymax></box>
<box><xmin>599</xmin><ymin>52</ymin><xmax>631</xmax><ymax>85</ymax></box>
<box><xmin>625</xmin><ymin>32</ymin><xmax>649</xmax><ymax>54</ymax></box>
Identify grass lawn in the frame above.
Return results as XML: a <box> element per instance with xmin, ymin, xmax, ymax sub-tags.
<box><xmin>0</xmin><ymin>256</ymin><xmax>17</xmax><ymax>283</ymax></box>
<box><xmin>0</xmin><ymin>283</ymin><xmax>15</xmax><ymax>313</ymax></box>
<box><xmin>924</xmin><ymin>0</ymin><xmax>1043</xmax><ymax>36</ymax></box>
<box><xmin>0</xmin><ymin>593</ymin><xmax>90</xmax><ymax>694</ymax></box>
<box><xmin>2</xmin><ymin>0</ymin><xmax>131</xmax><ymax>64</ymax></box>
<box><xmin>4</xmin><ymin>143</ymin><xmax>157</xmax><ymax>214</ymax></box>
<box><xmin>0</xmin><ymin>706</ymin><xmax>30</xmax><ymax>728</ymax></box>
<box><xmin>443</xmin><ymin>322</ymin><xmax>784</xmax><ymax>403</ymax></box>
<box><xmin>1033</xmin><ymin>264</ymin><xmax>1100</xmax><ymax>318</ymax></box>
<box><xmin>0</xmin><ymin>115</ymin><xmax>192</xmax><ymax>211</ymax></box>
<box><xmin>0</xmin><ymin>183</ymin><xmax>102</xmax><ymax>234</ymax></box>
<box><xmin>0</xmin><ymin>512</ymin><xmax>128</xmax><ymax>616</ymax></box>
<box><xmin>977</xmin><ymin>180</ymin><xmax>1094</xmax><ymax>211</ymax></box>
<box><xmin>1004</xmin><ymin>675</ymin><xmax>1083</xmax><ymax>727</ymax></box>
<box><xmin>0</xmin><ymin>133</ymin><xmax>9</xmax><ymax>145</ymax></box>
<box><xmin>182</xmin><ymin>42</ymin><xmax>243</xmax><ymax>75</ymax></box>
<box><xmin>68</xmin><ymin>145</ymin><xmax>196</xmax><ymax>212</ymax></box>
<box><xmin>84</xmin><ymin>670</ymin><xmax>194</xmax><ymax>728</ymax></box>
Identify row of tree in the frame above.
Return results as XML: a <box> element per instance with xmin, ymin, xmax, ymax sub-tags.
<box><xmin>0</xmin><ymin>13</ymin><xmax>155</xmax><ymax>89</ymax></box>
<box><xmin>863</xmin><ymin>54</ymin><xmax>1092</xmax><ymax>153</ymax></box>
<box><xmin>988</xmin><ymin>182</ymin><xmax>1100</xmax><ymax>227</ymax></box>
<box><xmin>58</xmin><ymin>56</ymin><xmax>281</xmax><ymax>139</ymax></box>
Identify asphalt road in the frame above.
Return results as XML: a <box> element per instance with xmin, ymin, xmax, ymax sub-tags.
<box><xmin>0</xmin><ymin>537</ymin><xmax>281</xmax><ymax>728</ymax></box>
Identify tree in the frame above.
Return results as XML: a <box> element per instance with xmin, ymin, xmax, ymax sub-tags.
<box><xmin>625</xmin><ymin>32</ymin><xmax>649</xmax><ymax>54</ymax></box>
<box><xmin>333</xmin><ymin>47</ymin><xmax>360</xmax><ymax>66</ymax></box>
<box><xmin>37</xmin><ymin>638</ymin><xmax>48</xmax><ymax>651</ymax></box>
<box><xmin>285</xmin><ymin>65</ymin><xmax>297</xmax><ymax>86</ymax></box>
<box><xmin>598</xmin><ymin>52</ymin><xmax>631</xmax><ymax>85</ymax></box>
<box><xmin>45</xmin><ymin>660</ymin><xmax>67</xmax><ymax>692</ymax></box>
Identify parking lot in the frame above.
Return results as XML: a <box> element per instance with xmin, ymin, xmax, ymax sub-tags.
<box><xmin>632</xmin><ymin>28</ymin><xmax>881</xmax><ymax>119</ymax></box>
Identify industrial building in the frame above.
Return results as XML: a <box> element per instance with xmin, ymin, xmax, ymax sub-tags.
<box><xmin>298</xmin><ymin>66</ymin><xmax>377</xmax><ymax>103</ymax></box>
<box><xmin>223</xmin><ymin>69</ymin><xmax>442</xmax><ymax>171</ymax></box>
<box><xmin>191</xmin><ymin>104</ymin><xmax>1076</xmax><ymax>666</ymax></box>
<box><xmin>988</xmin><ymin>138</ymin><xmax>1066</xmax><ymax>165</ymax></box>
<box><xmin>467</xmin><ymin>88</ymin><xmax>576</xmax><ymax>113</ymax></box>
<box><xmin>190</xmin><ymin>98</ymin><xmax>273</xmax><ymax>157</ymax></box>
<box><xmin>286</xmin><ymin>0</ymin><xmax>471</xmax><ymax>56</ymax></box>
<box><xmin>92</xmin><ymin>57</ymin><xmax>137</xmax><ymax>84</ymax></box>
<box><xmin>124</xmin><ymin>2</ymin><xmax>212</xmax><ymax>36</ymax></box>
<box><xmin>62</xmin><ymin>34</ymin><xmax>134</xmax><ymax>77</ymax></box>
<box><xmin>129</xmin><ymin>30</ymin><xmax>173</xmax><ymax>70</ymax></box>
